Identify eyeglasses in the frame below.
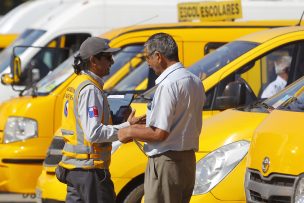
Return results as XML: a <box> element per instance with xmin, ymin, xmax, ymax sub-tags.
<box><xmin>144</xmin><ymin>50</ymin><xmax>157</xmax><ymax>61</ymax></box>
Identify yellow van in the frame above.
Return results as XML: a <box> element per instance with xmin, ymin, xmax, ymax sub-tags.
<box><xmin>35</xmin><ymin>21</ymin><xmax>304</xmax><ymax>203</ymax></box>
<box><xmin>187</xmin><ymin>26</ymin><xmax>304</xmax><ymax>202</ymax></box>
<box><xmin>245</xmin><ymin>77</ymin><xmax>304</xmax><ymax>203</ymax></box>
<box><xmin>110</xmin><ymin>25</ymin><xmax>304</xmax><ymax>203</ymax></box>
<box><xmin>0</xmin><ymin>20</ymin><xmax>286</xmax><ymax>202</ymax></box>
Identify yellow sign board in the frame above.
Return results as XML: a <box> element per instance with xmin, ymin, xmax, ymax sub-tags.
<box><xmin>178</xmin><ymin>0</ymin><xmax>242</xmax><ymax>22</ymax></box>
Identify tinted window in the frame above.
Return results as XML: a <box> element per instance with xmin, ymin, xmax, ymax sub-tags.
<box><xmin>188</xmin><ymin>41</ymin><xmax>258</xmax><ymax>79</ymax></box>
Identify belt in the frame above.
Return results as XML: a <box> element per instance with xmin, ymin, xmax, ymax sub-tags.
<box><xmin>149</xmin><ymin>149</ymin><xmax>194</xmax><ymax>158</ymax></box>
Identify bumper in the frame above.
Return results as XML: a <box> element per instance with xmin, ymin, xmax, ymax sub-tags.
<box><xmin>0</xmin><ymin>160</ymin><xmax>43</xmax><ymax>193</ymax></box>
<box><xmin>0</xmin><ymin>138</ymin><xmax>50</xmax><ymax>193</ymax></box>
<box><xmin>36</xmin><ymin>168</ymin><xmax>66</xmax><ymax>201</ymax></box>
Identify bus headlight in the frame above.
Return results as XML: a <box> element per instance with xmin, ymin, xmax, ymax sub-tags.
<box><xmin>4</xmin><ymin>117</ymin><xmax>38</xmax><ymax>143</ymax></box>
<box><xmin>295</xmin><ymin>177</ymin><xmax>304</xmax><ymax>203</ymax></box>
<box><xmin>193</xmin><ymin>140</ymin><xmax>249</xmax><ymax>195</ymax></box>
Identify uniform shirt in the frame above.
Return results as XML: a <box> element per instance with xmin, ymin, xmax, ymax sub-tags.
<box><xmin>261</xmin><ymin>75</ymin><xmax>287</xmax><ymax>99</ymax></box>
<box><xmin>78</xmin><ymin>70</ymin><xmax>130</xmax><ymax>143</ymax></box>
<box><xmin>144</xmin><ymin>62</ymin><xmax>206</xmax><ymax>156</ymax></box>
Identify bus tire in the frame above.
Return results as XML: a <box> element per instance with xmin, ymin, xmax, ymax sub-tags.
<box><xmin>123</xmin><ymin>183</ymin><xmax>144</xmax><ymax>203</ymax></box>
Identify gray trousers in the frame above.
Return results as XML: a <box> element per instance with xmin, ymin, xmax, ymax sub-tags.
<box><xmin>65</xmin><ymin>168</ymin><xmax>116</xmax><ymax>203</ymax></box>
<box><xmin>144</xmin><ymin>150</ymin><xmax>196</xmax><ymax>203</ymax></box>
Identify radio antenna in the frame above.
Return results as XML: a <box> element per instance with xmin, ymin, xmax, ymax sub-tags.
<box><xmin>296</xmin><ymin>10</ymin><xmax>304</xmax><ymax>26</ymax></box>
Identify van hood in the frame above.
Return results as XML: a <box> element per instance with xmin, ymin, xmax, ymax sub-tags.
<box><xmin>0</xmin><ymin>97</ymin><xmax>24</xmax><ymax>131</ymax></box>
<box><xmin>247</xmin><ymin>110</ymin><xmax>304</xmax><ymax>177</ymax></box>
<box><xmin>0</xmin><ymin>95</ymin><xmax>56</xmax><ymax>135</ymax></box>
<box><xmin>199</xmin><ymin>109</ymin><xmax>268</xmax><ymax>152</ymax></box>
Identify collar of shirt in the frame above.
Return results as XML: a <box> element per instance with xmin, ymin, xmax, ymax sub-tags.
<box><xmin>155</xmin><ymin>62</ymin><xmax>183</xmax><ymax>85</ymax></box>
<box><xmin>82</xmin><ymin>70</ymin><xmax>104</xmax><ymax>86</ymax></box>
<box><xmin>276</xmin><ymin>75</ymin><xmax>287</xmax><ymax>87</ymax></box>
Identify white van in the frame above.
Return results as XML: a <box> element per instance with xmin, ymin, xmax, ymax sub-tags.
<box><xmin>0</xmin><ymin>0</ymin><xmax>200</xmax><ymax>102</ymax></box>
<box><xmin>0</xmin><ymin>0</ymin><xmax>72</xmax><ymax>51</ymax></box>
<box><xmin>0</xmin><ymin>0</ymin><xmax>189</xmax><ymax>103</ymax></box>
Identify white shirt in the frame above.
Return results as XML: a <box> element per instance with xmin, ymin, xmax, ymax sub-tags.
<box><xmin>78</xmin><ymin>70</ymin><xmax>129</xmax><ymax>143</ymax></box>
<box><xmin>261</xmin><ymin>75</ymin><xmax>287</xmax><ymax>99</ymax></box>
<box><xmin>144</xmin><ymin>62</ymin><xmax>206</xmax><ymax>156</ymax></box>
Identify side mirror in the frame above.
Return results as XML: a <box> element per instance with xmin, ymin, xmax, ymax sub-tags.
<box><xmin>12</xmin><ymin>56</ymin><xmax>22</xmax><ymax>82</ymax></box>
<box><xmin>215</xmin><ymin>81</ymin><xmax>245</xmax><ymax>110</ymax></box>
<box><xmin>1</xmin><ymin>73</ymin><xmax>14</xmax><ymax>85</ymax></box>
<box><xmin>1</xmin><ymin>56</ymin><xmax>21</xmax><ymax>85</ymax></box>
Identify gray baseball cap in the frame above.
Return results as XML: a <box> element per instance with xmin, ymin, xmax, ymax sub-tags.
<box><xmin>79</xmin><ymin>37</ymin><xmax>120</xmax><ymax>60</ymax></box>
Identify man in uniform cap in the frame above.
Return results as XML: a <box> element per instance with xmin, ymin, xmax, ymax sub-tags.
<box><xmin>57</xmin><ymin>37</ymin><xmax>143</xmax><ymax>203</ymax></box>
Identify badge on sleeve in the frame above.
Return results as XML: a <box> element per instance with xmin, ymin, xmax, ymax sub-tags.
<box><xmin>88</xmin><ymin>106</ymin><xmax>99</xmax><ymax>118</ymax></box>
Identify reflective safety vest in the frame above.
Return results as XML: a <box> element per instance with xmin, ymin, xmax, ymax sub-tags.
<box><xmin>59</xmin><ymin>74</ymin><xmax>112</xmax><ymax>170</ymax></box>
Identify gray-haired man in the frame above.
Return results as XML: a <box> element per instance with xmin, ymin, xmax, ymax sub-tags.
<box><xmin>118</xmin><ymin>33</ymin><xmax>206</xmax><ymax>203</ymax></box>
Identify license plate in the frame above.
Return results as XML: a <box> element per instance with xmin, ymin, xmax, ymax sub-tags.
<box><xmin>0</xmin><ymin>193</ymin><xmax>36</xmax><ymax>202</ymax></box>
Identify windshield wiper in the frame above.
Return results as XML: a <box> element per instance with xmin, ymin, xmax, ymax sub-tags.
<box><xmin>259</xmin><ymin>102</ymin><xmax>274</xmax><ymax>111</ymax></box>
<box><xmin>245</xmin><ymin>100</ymin><xmax>274</xmax><ymax>112</ymax></box>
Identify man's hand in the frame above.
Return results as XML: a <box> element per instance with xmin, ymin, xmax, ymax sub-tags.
<box><xmin>127</xmin><ymin>109</ymin><xmax>146</xmax><ymax>125</ymax></box>
<box><xmin>118</xmin><ymin>128</ymin><xmax>133</xmax><ymax>143</ymax></box>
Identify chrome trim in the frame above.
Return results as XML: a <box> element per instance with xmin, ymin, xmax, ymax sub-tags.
<box><xmin>245</xmin><ymin>168</ymin><xmax>297</xmax><ymax>203</ymax></box>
